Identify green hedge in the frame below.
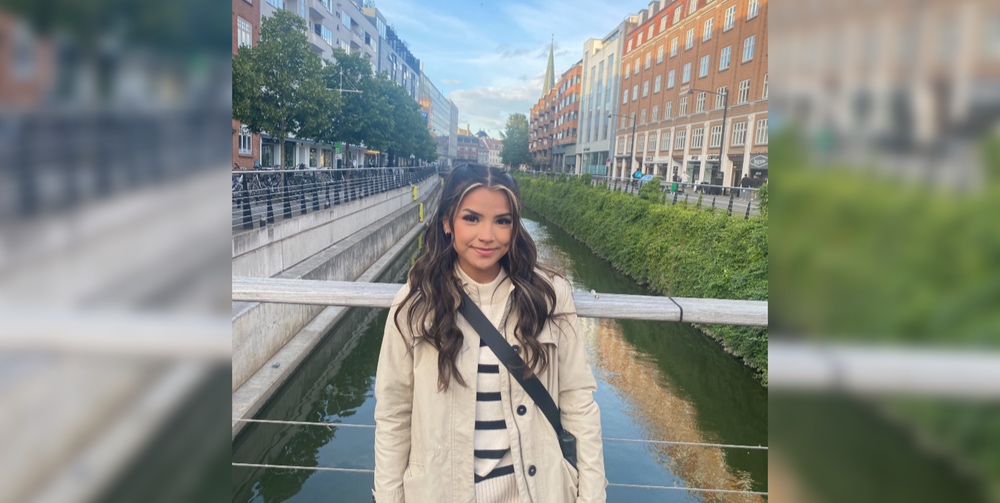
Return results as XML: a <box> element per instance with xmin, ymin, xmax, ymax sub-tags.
<box><xmin>516</xmin><ymin>174</ymin><xmax>768</xmax><ymax>381</ymax></box>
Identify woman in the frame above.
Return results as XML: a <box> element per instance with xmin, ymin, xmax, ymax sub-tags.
<box><xmin>373</xmin><ymin>164</ymin><xmax>606</xmax><ymax>502</ymax></box>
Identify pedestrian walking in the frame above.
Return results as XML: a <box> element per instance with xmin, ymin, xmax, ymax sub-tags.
<box><xmin>373</xmin><ymin>164</ymin><xmax>607</xmax><ymax>503</ymax></box>
<box><xmin>740</xmin><ymin>172</ymin><xmax>751</xmax><ymax>198</ymax></box>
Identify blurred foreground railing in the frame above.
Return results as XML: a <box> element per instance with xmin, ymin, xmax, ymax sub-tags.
<box><xmin>231</xmin><ymin>166</ymin><xmax>436</xmax><ymax>231</ymax></box>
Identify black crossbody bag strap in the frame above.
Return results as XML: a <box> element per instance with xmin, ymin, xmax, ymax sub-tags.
<box><xmin>458</xmin><ymin>291</ymin><xmax>564</xmax><ymax>435</ymax></box>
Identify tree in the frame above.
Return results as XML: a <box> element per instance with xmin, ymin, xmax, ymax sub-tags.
<box><xmin>500</xmin><ymin>113</ymin><xmax>530</xmax><ymax>168</ymax></box>
<box><xmin>231</xmin><ymin>10</ymin><xmax>338</xmax><ymax>169</ymax></box>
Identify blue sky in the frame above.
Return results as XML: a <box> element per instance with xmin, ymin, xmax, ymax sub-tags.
<box><xmin>371</xmin><ymin>0</ymin><xmax>659</xmax><ymax>135</ymax></box>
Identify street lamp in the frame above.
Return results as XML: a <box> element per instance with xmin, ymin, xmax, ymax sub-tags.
<box><xmin>687</xmin><ymin>87</ymin><xmax>728</xmax><ymax>187</ymax></box>
<box><xmin>607</xmin><ymin>112</ymin><xmax>637</xmax><ymax>180</ymax></box>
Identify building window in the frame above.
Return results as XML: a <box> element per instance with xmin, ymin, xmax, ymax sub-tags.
<box><xmin>748</xmin><ymin>0</ymin><xmax>760</xmax><ymax>20</ymax></box>
<box><xmin>654</xmin><ymin>75</ymin><xmax>662</xmax><ymax>93</ymax></box>
<box><xmin>642</xmin><ymin>80</ymin><xmax>649</xmax><ymax>97</ymax></box>
<box><xmin>675</xmin><ymin>129</ymin><xmax>687</xmax><ymax>149</ymax></box>
<box><xmin>660</xmin><ymin>17</ymin><xmax>668</xmax><ymax>31</ymax></box>
<box><xmin>661</xmin><ymin>131</ymin><xmax>671</xmax><ymax>150</ymax></box>
<box><xmin>652</xmin><ymin>105</ymin><xmax>659</xmax><ymax>121</ymax></box>
<box><xmin>638</xmin><ymin>134</ymin><xmax>646</xmax><ymax>151</ymax></box>
<box><xmin>691</xmin><ymin>127</ymin><xmax>704</xmax><ymax>148</ymax></box>
<box><xmin>699</xmin><ymin>55</ymin><xmax>710</xmax><ymax>78</ymax></box>
<box><xmin>762</xmin><ymin>73</ymin><xmax>768</xmax><ymax>98</ymax></box>
<box><xmin>755</xmin><ymin>118</ymin><xmax>768</xmax><ymax>144</ymax></box>
<box><xmin>624</xmin><ymin>62</ymin><xmax>630</xmax><ymax>78</ymax></box>
<box><xmin>634</xmin><ymin>61</ymin><xmax>640</xmax><ymax>75</ymax></box>
<box><xmin>664</xmin><ymin>101</ymin><xmax>673</xmax><ymax>118</ymax></box>
<box><xmin>710</xmin><ymin>125</ymin><xmax>722</xmax><ymax>147</ymax></box>
<box><xmin>667</xmin><ymin>69</ymin><xmax>676</xmax><ymax>88</ymax></box>
<box><xmin>623</xmin><ymin>89</ymin><xmax>629</xmax><ymax>104</ymax></box>
<box><xmin>732</xmin><ymin>121</ymin><xmax>747</xmax><ymax>146</ymax></box>
<box><xmin>738</xmin><ymin>79</ymin><xmax>750</xmax><ymax>103</ymax></box>
<box><xmin>618</xmin><ymin>136</ymin><xmax>626</xmax><ymax>153</ymax></box>
<box><xmin>703</xmin><ymin>18</ymin><xmax>713</xmax><ymax>41</ymax></box>
<box><xmin>627</xmin><ymin>39</ymin><xmax>633</xmax><ymax>52</ymax></box>
<box><xmin>671</xmin><ymin>38</ymin><xmax>678</xmax><ymax>57</ymax></box>
<box><xmin>648</xmin><ymin>132</ymin><xmax>658</xmax><ymax>151</ymax></box>
<box><xmin>680</xmin><ymin>96</ymin><xmax>688</xmax><ymax>115</ymax></box>
<box><xmin>657</xmin><ymin>45</ymin><xmax>664</xmax><ymax>63</ymax></box>
<box><xmin>632</xmin><ymin>84</ymin><xmax>639</xmax><ymax>101</ymax></box>
<box><xmin>342</xmin><ymin>12</ymin><xmax>352</xmax><ymax>29</ymax></box>
<box><xmin>637</xmin><ymin>32</ymin><xmax>643</xmax><ymax>46</ymax></box>
<box><xmin>696</xmin><ymin>92</ymin><xmax>706</xmax><ymax>112</ymax></box>
<box><xmin>742</xmin><ymin>35</ymin><xmax>755</xmax><ymax>62</ymax></box>
<box><xmin>648</xmin><ymin>25</ymin><xmax>655</xmax><ymax>40</ymax></box>
<box><xmin>686</xmin><ymin>29</ymin><xmax>695</xmax><ymax>50</ymax></box>
<box><xmin>640</xmin><ymin>108</ymin><xmax>647</xmax><ymax>124</ymax></box>
<box><xmin>645</xmin><ymin>52</ymin><xmax>652</xmax><ymax>69</ymax></box>
<box><xmin>238</xmin><ymin>124</ymin><xmax>252</xmax><ymax>154</ymax></box>
<box><xmin>238</xmin><ymin>17</ymin><xmax>253</xmax><ymax>48</ymax></box>
<box><xmin>724</xmin><ymin>6</ymin><xmax>736</xmax><ymax>31</ymax></box>
<box><xmin>266</xmin><ymin>0</ymin><xmax>283</xmax><ymax>7</ymax></box>
<box><xmin>674</xmin><ymin>7</ymin><xmax>682</xmax><ymax>24</ymax></box>
<box><xmin>716</xmin><ymin>86</ymin><xmax>728</xmax><ymax>108</ymax></box>
<box><xmin>682</xmin><ymin>62</ymin><xmax>691</xmax><ymax>83</ymax></box>
<box><xmin>720</xmin><ymin>46</ymin><xmax>731</xmax><ymax>70</ymax></box>
<box><xmin>317</xmin><ymin>24</ymin><xmax>334</xmax><ymax>46</ymax></box>
<box><xmin>689</xmin><ymin>0</ymin><xmax>698</xmax><ymax>15</ymax></box>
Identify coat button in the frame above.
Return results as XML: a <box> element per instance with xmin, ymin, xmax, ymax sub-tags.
<box><xmin>512</xmin><ymin>345</ymin><xmax>520</xmax><ymax>353</ymax></box>
<box><xmin>528</xmin><ymin>465</ymin><xmax>536</xmax><ymax>476</ymax></box>
<box><xmin>517</xmin><ymin>405</ymin><xmax>527</xmax><ymax>415</ymax></box>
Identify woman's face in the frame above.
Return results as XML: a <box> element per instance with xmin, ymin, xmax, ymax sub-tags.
<box><xmin>443</xmin><ymin>186</ymin><xmax>513</xmax><ymax>283</ymax></box>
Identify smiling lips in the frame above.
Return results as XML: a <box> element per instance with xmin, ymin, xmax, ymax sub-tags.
<box><xmin>472</xmin><ymin>247</ymin><xmax>496</xmax><ymax>256</ymax></box>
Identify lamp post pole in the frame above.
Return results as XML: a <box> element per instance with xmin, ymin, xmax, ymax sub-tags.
<box><xmin>688</xmin><ymin>88</ymin><xmax>729</xmax><ymax>186</ymax></box>
<box><xmin>608</xmin><ymin>113</ymin><xmax>637</xmax><ymax>181</ymax></box>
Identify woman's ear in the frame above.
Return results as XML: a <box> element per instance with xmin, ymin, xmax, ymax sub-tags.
<box><xmin>442</xmin><ymin>219</ymin><xmax>451</xmax><ymax>236</ymax></box>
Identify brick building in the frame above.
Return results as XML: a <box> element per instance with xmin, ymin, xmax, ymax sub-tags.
<box><xmin>232</xmin><ymin>0</ymin><xmax>261</xmax><ymax>170</ymax></box>
<box><xmin>550</xmin><ymin>61</ymin><xmax>582</xmax><ymax>172</ymax></box>
<box><xmin>615</xmin><ymin>0</ymin><xmax>768</xmax><ymax>186</ymax></box>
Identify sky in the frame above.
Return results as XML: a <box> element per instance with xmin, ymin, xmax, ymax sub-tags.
<box><xmin>369</xmin><ymin>0</ymin><xmax>660</xmax><ymax>136</ymax></box>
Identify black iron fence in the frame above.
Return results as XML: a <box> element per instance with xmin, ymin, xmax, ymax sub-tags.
<box><xmin>231</xmin><ymin>166</ymin><xmax>436</xmax><ymax>231</ymax></box>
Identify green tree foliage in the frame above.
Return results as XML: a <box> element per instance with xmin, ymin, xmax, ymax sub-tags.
<box><xmin>231</xmin><ymin>10</ymin><xmax>337</xmax><ymax>168</ymax></box>
<box><xmin>232</xmin><ymin>12</ymin><xmax>436</xmax><ymax>167</ymax></box>
<box><xmin>500</xmin><ymin>113</ymin><xmax>530</xmax><ymax>168</ymax></box>
<box><xmin>515</xmin><ymin>174</ymin><xmax>768</xmax><ymax>380</ymax></box>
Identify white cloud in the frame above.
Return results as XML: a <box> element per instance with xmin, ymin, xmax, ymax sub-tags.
<box><xmin>440</xmin><ymin>79</ymin><xmax>462</xmax><ymax>86</ymax></box>
<box><xmin>449</xmin><ymin>73</ymin><xmax>545</xmax><ymax>133</ymax></box>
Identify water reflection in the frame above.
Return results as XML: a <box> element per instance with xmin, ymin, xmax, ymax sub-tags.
<box><xmin>524</xmin><ymin>211</ymin><xmax>767</xmax><ymax>499</ymax></box>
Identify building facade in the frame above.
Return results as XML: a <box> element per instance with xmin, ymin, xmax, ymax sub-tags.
<box><xmin>575</xmin><ymin>16</ymin><xmax>640</xmax><ymax>175</ymax></box>
<box><xmin>233</xmin><ymin>0</ymin><xmax>261</xmax><ymax>170</ymax></box>
<box><xmin>420</xmin><ymin>71</ymin><xmax>455</xmax><ymax>164</ymax></box>
<box><xmin>551</xmin><ymin>61</ymin><xmax>583</xmax><ymax>172</ymax></box>
<box><xmin>363</xmin><ymin>7</ymin><xmax>420</xmax><ymax>100</ymax></box>
<box><xmin>481</xmin><ymin>137</ymin><xmax>504</xmax><ymax>167</ymax></box>
<box><xmin>615</xmin><ymin>0</ymin><xmax>768</xmax><ymax>186</ymax></box>
<box><xmin>529</xmin><ymin>89</ymin><xmax>557</xmax><ymax>170</ymax></box>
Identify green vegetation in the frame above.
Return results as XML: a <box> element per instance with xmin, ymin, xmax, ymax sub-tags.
<box><xmin>516</xmin><ymin>174</ymin><xmax>768</xmax><ymax>381</ymax></box>
<box><xmin>500</xmin><ymin>113</ymin><xmax>530</xmax><ymax>168</ymax></box>
<box><xmin>768</xmin><ymin>128</ymin><xmax>1000</xmax><ymax>501</ymax></box>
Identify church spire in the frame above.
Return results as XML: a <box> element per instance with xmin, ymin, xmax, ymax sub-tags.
<box><xmin>541</xmin><ymin>35</ymin><xmax>555</xmax><ymax>97</ymax></box>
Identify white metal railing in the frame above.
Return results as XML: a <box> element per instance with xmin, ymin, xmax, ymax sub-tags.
<box><xmin>231</xmin><ymin>278</ymin><xmax>768</xmax><ymax>327</ymax></box>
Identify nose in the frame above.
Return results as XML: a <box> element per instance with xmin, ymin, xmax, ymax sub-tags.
<box><xmin>477</xmin><ymin>223</ymin><xmax>496</xmax><ymax>243</ymax></box>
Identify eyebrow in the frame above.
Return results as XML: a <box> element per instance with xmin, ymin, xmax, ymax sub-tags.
<box><xmin>461</xmin><ymin>209</ymin><xmax>512</xmax><ymax>219</ymax></box>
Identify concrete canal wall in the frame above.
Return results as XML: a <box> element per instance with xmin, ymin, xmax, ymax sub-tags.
<box><xmin>232</xmin><ymin>176</ymin><xmax>439</xmax><ymax>436</ymax></box>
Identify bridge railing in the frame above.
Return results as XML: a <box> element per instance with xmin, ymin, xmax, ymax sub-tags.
<box><xmin>231</xmin><ymin>166</ymin><xmax>437</xmax><ymax>232</ymax></box>
<box><xmin>231</xmin><ymin>277</ymin><xmax>768</xmax><ymax>327</ymax></box>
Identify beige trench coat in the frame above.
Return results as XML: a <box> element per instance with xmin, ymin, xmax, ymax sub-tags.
<box><xmin>373</xmin><ymin>272</ymin><xmax>606</xmax><ymax>503</ymax></box>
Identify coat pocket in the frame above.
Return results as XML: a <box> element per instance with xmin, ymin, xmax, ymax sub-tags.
<box><xmin>402</xmin><ymin>462</ymin><xmax>426</xmax><ymax>501</ymax></box>
<box><xmin>559</xmin><ymin>457</ymin><xmax>580</xmax><ymax>501</ymax></box>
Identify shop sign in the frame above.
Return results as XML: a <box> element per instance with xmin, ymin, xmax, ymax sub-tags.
<box><xmin>706</xmin><ymin>154</ymin><xmax>720</xmax><ymax>161</ymax></box>
<box><xmin>750</xmin><ymin>154</ymin><xmax>768</xmax><ymax>170</ymax></box>
<box><xmin>688</xmin><ymin>155</ymin><xmax>700</xmax><ymax>161</ymax></box>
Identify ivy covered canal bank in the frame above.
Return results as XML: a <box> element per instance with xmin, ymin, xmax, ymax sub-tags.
<box><xmin>515</xmin><ymin>174</ymin><xmax>768</xmax><ymax>383</ymax></box>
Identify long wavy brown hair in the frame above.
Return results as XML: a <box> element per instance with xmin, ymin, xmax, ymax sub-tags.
<box><xmin>395</xmin><ymin>163</ymin><xmax>558</xmax><ymax>391</ymax></box>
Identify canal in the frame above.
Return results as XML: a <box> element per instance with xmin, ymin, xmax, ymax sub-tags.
<box><xmin>232</xmin><ymin>210</ymin><xmax>768</xmax><ymax>502</ymax></box>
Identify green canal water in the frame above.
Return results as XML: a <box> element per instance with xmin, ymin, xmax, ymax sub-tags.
<box><xmin>232</xmin><ymin>211</ymin><xmax>768</xmax><ymax>502</ymax></box>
